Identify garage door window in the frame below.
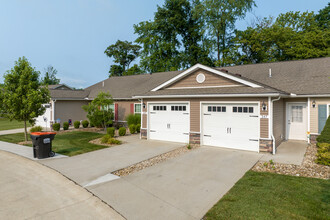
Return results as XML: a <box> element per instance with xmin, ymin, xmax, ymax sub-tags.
<box><xmin>233</xmin><ymin>106</ymin><xmax>254</xmax><ymax>113</ymax></box>
<box><xmin>171</xmin><ymin>105</ymin><xmax>186</xmax><ymax>111</ymax></box>
<box><xmin>153</xmin><ymin>106</ymin><xmax>167</xmax><ymax>111</ymax></box>
<box><xmin>207</xmin><ymin>106</ymin><xmax>226</xmax><ymax>112</ymax></box>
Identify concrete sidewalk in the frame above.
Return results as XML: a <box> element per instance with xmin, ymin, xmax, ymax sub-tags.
<box><xmin>0</xmin><ymin>140</ymin><xmax>67</xmax><ymax>160</ymax></box>
<box><xmin>41</xmin><ymin>136</ymin><xmax>184</xmax><ymax>186</ymax></box>
<box><xmin>260</xmin><ymin>140</ymin><xmax>308</xmax><ymax>165</ymax></box>
<box><xmin>0</xmin><ymin>151</ymin><xmax>124</xmax><ymax>219</ymax></box>
<box><xmin>0</xmin><ymin>128</ymin><xmax>31</xmax><ymax>135</ymax></box>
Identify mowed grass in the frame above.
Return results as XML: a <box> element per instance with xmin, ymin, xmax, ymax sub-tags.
<box><xmin>205</xmin><ymin>171</ymin><xmax>330</xmax><ymax>220</ymax></box>
<box><xmin>0</xmin><ymin>131</ymin><xmax>105</xmax><ymax>156</ymax></box>
<box><xmin>0</xmin><ymin>118</ymin><xmax>31</xmax><ymax>131</ymax></box>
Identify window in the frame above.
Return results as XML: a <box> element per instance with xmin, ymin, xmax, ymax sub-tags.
<box><xmin>291</xmin><ymin>106</ymin><xmax>303</xmax><ymax>122</ymax></box>
<box><xmin>153</xmin><ymin>105</ymin><xmax>166</xmax><ymax>111</ymax></box>
<box><xmin>207</xmin><ymin>106</ymin><xmax>226</xmax><ymax>112</ymax></box>
<box><xmin>134</xmin><ymin>103</ymin><xmax>141</xmax><ymax>114</ymax></box>
<box><xmin>171</xmin><ymin>105</ymin><xmax>187</xmax><ymax>111</ymax></box>
<box><xmin>233</xmin><ymin>106</ymin><xmax>254</xmax><ymax>113</ymax></box>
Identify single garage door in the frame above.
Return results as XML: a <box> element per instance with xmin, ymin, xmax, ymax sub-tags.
<box><xmin>202</xmin><ymin>103</ymin><xmax>260</xmax><ymax>152</ymax></box>
<box><xmin>149</xmin><ymin>103</ymin><xmax>189</xmax><ymax>143</ymax></box>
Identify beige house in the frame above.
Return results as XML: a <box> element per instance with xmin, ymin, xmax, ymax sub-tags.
<box><xmin>38</xmin><ymin>57</ymin><xmax>330</xmax><ymax>154</ymax></box>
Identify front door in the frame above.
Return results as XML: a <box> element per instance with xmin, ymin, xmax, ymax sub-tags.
<box><xmin>287</xmin><ymin>103</ymin><xmax>307</xmax><ymax>140</ymax></box>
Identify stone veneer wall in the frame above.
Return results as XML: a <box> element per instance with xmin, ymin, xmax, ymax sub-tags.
<box><xmin>259</xmin><ymin>139</ymin><xmax>273</xmax><ymax>153</ymax></box>
<box><xmin>141</xmin><ymin>129</ymin><xmax>147</xmax><ymax>139</ymax></box>
<box><xmin>310</xmin><ymin>134</ymin><xmax>319</xmax><ymax>144</ymax></box>
<box><xmin>189</xmin><ymin>133</ymin><xmax>200</xmax><ymax>145</ymax></box>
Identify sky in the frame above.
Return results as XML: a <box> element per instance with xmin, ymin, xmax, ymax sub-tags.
<box><xmin>0</xmin><ymin>0</ymin><xmax>327</xmax><ymax>88</ymax></box>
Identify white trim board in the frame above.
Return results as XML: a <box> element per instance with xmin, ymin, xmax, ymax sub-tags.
<box><xmin>133</xmin><ymin>93</ymin><xmax>282</xmax><ymax>99</ymax></box>
<box><xmin>151</xmin><ymin>63</ymin><xmax>262</xmax><ymax>91</ymax></box>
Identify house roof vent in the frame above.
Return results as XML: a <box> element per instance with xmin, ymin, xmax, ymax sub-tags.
<box><xmin>269</xmin><ymin>68</ymin><xmax>272</xmax><ymax>78</ymax></box>
<box><xmin>102</xmin><ymin>81</ymin><xmax>104</xmax><ymax>87</ymax></box>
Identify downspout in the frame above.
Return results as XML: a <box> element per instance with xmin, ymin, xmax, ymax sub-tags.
<box><xmin>138</xmin><ymin>98</ymin><xmax>143</xmax><ymax>140</ymax></box>
<box><xmin>271</xmin><ymin>96</ymin><xmax>281</xmax><ymax>154</ymax></box>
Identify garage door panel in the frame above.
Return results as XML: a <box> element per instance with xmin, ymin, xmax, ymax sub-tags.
<box><xmin>202</xmin><ymin>103</ymin><xmax>259</xmax><ymax>152</ymax></box>
<box><xmin>149</xmin><ymin>103</ymin><xmax>189</xmax><ymax>143</ymax></box>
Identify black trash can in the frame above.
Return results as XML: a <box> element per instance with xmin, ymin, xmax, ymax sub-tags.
<box><xmin>30</xmin><ymin>132</ymin><xmax>56</xmax><ymax>159</ymax></box>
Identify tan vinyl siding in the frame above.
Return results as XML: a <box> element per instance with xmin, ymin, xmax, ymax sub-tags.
<box><xmin>115</xmin><ymin>100</ymin><xmax>138</xmax><ymax>121</ymax></box>
<box><xmin>167</xmin><ymin>69</ymin><xmax>241</xmax><ymax>89</ymax></box>
<box><xmin>143</xmin><ymin>97</ymin><xmax>269</xmax><ymax>138</ymax></box>
<box><xmin>310</xmin><ymin>97</ymin><xmax>330</xmax><ymax>134</ymax></box>
<box><xmin>55</xmin><ymin>100</ymin><xmax>89</xmax><ymax>124</ymax></box>
<box><xmin>273</xmin><ymin>99</ymin><xmax>285</xmax><ymax>147</ymax></box>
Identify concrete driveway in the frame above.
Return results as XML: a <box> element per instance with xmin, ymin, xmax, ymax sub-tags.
<box><xmin>87</xmin><ymin>146</ymin><xmax>262</xmax><ymax>220</ymax></box>
<box><xmin>0</xmin><ymin>151</ymin><xmax>123</xmax><ymax>219</ymax></box>
<box><xmin>40</xmin><ymin>135</ymin><xmax>183</xmax><ymax>186</ymax></box>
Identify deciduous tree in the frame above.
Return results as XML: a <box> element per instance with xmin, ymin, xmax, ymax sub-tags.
<box><xmin>42</xmin><ymin>65</ymin><xmax>60</xmax><ymax>85</ymax></box>
<box><xmin>1</xmin><ymin>57</ymin><xmax>50</xmax><ymax>141</ymax></box>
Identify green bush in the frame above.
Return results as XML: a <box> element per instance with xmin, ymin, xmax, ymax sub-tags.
<box><xmin>74</xmin><ymin>121</ymin><xmax>80</xmax><ymax>129</ymax></box>
<box><xmin>82</xmin><ymin>120</ymin><xmax>89</xmax><ymax>128</ymax></box>
<box><xmin>29</xmin><ymin>126</ymin><xmax>42</xmax><ymax>133</ymax></box>
<box><xmin>53</xmin><ymin>123</ymin><xmax>60</xmax><ymax>131</ymax></box>
<box><xmin>126</xmin><ymin>114</ymin><xmax>141</xmax><ymax>126</ymax></box>
<box><xmin>317</xmin><ymin>116</ymin><xmax>330</xmax><ymax>143</ymax></box>
<box><xmin>316</xmin><ymin>142</ymin><xmax>330</xmax><ymax>166</ymax></box>
<box><xmin>63</xmin><ymin>122</ymin><xmax>69</xmax><ymax>130</ymax></box>
<box><xmin>118</xmin><ymin>127</ymin><xmax>126</xmax><ymax>136</ymax></box>
<box><xmin>114</xmin><ymin>123</ymin><xmax>121</xmax><ymax>129</ymax></box>
<box><xmin>100</xmin><ymin>135</ymin><xmax>121</xmax><ymax>145</ymax></box>
<box><xmin>90</xmin><ymin>122</ymin><xmax>94</xmax><ymax>127</ymax></box>
<box><xmin>107</xmin><ymin>127</ymin><xmax>115</xmax><ymax>138</ymax></box>
<box><xmin>136</xmin><ymin>124</ymin><xmax>141</xmax><ymax>133</ymax></box>
<box><xmin>129</xmin><ymin>124</ymin><xmax>136</xmax><ymax>134</ymax></box>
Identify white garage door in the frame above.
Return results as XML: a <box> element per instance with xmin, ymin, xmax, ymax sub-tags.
<box><xmin>202</xmin><ymin>103</ymin><xmax>260</xmax><ymax>152</ymax></box>
<box><xmin>149</xmin><ymin>103</ymin><xmax>189</xmax><ymax>143</ymax></box>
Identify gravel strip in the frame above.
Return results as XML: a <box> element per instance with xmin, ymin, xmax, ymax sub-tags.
<box><xmin>113</xmin><ymin>145</ymin><xmax>198</xmax><ymax>177</ymax></box>
<box><xmin>252</xmin><ymin>144</ymin><xmax>329</xmax><ymax>179</ymax></box>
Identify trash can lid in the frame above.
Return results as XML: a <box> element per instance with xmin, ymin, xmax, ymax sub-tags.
<box><xmin>30</xmin><ymin>132</ymin><xmax>57</xmax><ymax>136</ymax></box>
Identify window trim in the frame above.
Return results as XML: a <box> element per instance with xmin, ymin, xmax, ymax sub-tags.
<box><xmin>134</xmin><ymin>103</ymin><xmax>141</xmax><ymax>114</ymax></box>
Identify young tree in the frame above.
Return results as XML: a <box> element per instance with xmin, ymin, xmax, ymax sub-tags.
<box><xmin>1</xmin><ymin>57</ymin><xmax>50</xmax><ymax>141</ymax></box>
<box><xmin>104</xmin><ymin>40</ymin><xmax>141</xmax><ymax>76</ymax></box>
<box><xmin>197</xmin><ymin>0</ymin><xmax>255</xmax><ymax>66</ymax></box>
<box><xmin>82</xmin><ymin>92</ymin><xmax>113</xmax><ymax>131</ymax></box>
<box><xmin>42</xmin><ymin>65</ymin><xmax>60</xmax><ymax>85</ymax></box>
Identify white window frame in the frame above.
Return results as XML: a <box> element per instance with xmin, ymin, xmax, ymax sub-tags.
<box><xmin>134</xmin><ymin>103</ymin><xmax>142</xmax><ymax>114</ymax></box>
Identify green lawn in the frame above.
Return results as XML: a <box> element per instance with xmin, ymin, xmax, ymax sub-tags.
<box><xmin>0</xmin><ymin>131</ymin><xmax>105</xmax><ymax>156</ymax></box>
<box><xmin>205</xmin><ymin>171</ymin><xmax>330</xmax><ymax>220</ymax></box>
<box><xmin>0</xmin><ymin>118</ymin><xmax>31</xmax><ymax>131</ymax></box>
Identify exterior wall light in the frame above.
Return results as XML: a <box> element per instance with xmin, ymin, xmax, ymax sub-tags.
<box><xmin>262</xmin><ymin>101</ymin><xmax>267</xmax><ymax>111</ymax></box>
<box><xmin>143</xmin><ymin>103</ymin><xmax>146</xmax><ymax>109</ymax></box>
<box><xmin>312</xmin><ymin>100</ymin><xmax>316</xmax><ymax>108</ymax></box>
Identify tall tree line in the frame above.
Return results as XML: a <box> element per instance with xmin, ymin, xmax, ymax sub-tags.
<box><xmin>105</xmin><ymin>1</ymin><xmax>330</xmax><ymax>76</ymax></box>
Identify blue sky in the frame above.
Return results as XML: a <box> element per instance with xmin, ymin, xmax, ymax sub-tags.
<box><xmin>0</xmin><ymin>0</ymin><xmax>327</xmax><ymax>88</ymax></box>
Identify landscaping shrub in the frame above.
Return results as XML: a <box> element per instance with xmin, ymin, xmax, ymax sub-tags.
<box><xmin>129</xmin><ymin>124</ymin><xmax>136</xmax><ymax>134</ymax></box>
<box><xmin>136</xmin><ymin>124</ymin><xmax>141</xmax><ymax>133</ymax></box>
<box><xmin>316</xmin><ymin>142</ymin><xmax>330</xmax><ymax>166</ymax></box>
<box><xmin>74</xmin><ymin>121</ymin><xmax>80</xmax><ymax>129</ymax></box>
<box><xmin>118</xmin><ymin>127</ymin><xmax>126</xmax><ymax>136</ymax></box>
<box><xmin>126</xmin><ymin>114</ymin><xmax>141</xmax><ymax>126</ymax></box>
<box><xmin>82</xmin><ymin>120</ymin><xmax>89</xmax><ymax>128</ymax></box>
<box><xmin>29</xmin><ymin>126</ymin><xmax>42</xmax><ymax>133</ymax></box>
<box><xmin>90</xmin><ymin>122</ymin><xmax>94</xmax><ymax>127</ymax></box>
<box><xmin>53</xmin><ymin>123</ymin><xmax>60</xmax><ymax>131</ymax></box>
<box><xmin>114</xmin><ymin>123</ymin><xmax>121</xmax><ymax>129</ymax></box>
<box><xmin>107</xmin><ymin>127</ymin><xmax>115</xmax><ymax>138</ymax></box>
<box><xmin>63</xmin><ymin>122</ymin><xmax>69</xmax><ymax>130</ymax></box>
<box><xmin>100</xmin><ymin>134</ymin><xmax>121</xmax><ymax>145</ymax></box>
<box><xmin>317</xmin><ymin>116</ymin><xmax>330</xmax><ymax>143</ymax></box>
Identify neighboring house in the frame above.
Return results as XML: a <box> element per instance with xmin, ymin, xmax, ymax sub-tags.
<box><xmin>37</xmin><ymin>57</ymin><xmax>330</xmax><ymax>154</ymax></box>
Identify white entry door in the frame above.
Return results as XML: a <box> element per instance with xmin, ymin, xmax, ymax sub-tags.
<box><xmin>287</xmin><ymin>103</ymin><xmax>307</xmax><ymax>140</ymax></box>
<box><xmin>202</xmin><ymin>103</ymin><xmax>260</xmax><ymax>152</ymax></box>
<box><xmin>148</xmin><ymin>103</ymin><xmax>189</xmax><ymax>143</ymax></box>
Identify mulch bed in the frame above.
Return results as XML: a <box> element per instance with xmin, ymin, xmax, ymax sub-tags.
<box><xmin>112</xmin><ymin>145</ymin><xmax>199</xmax><ymax>177</ymax></box>
<box><xmin>252</xmin><ymin>144</ymin><xmax>329</xmax><ymax>179</ymax></box>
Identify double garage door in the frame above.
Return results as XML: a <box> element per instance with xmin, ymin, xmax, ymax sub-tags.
<box><xmin>148</xmin><ymin>102</ymin><xmax>260</xmax><ymax>152</ymax></box>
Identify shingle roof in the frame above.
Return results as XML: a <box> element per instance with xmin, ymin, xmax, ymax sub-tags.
<box><xmin>217</xmin><ymin>57</ymin><xmax>330</xmax><ymax>95</ymax></box>
<box><xmin>85</xmin><ymin>70</ymin><xmax>183</xmax><ymax>99</ymax></box>
<box><xmin>50</xmin><ymin>89</ymin><xmax>90</xmax><ymax>100</ymax></box>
